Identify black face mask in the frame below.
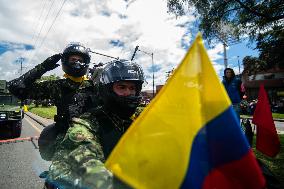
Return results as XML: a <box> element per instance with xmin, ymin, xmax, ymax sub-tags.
<box><xmin>104</xmin><ymin>91</ymin><xmax>141</xmax><ymax>119</ymax></box>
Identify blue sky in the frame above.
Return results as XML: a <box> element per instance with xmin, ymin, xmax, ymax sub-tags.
<box><xmin>0</xmin><ymin>41</ymin><xmax>34</xmax><ymax>55</ymax></box>
<box><xmin>0</xmin><ymin>0</ymin><xmax>259</xmax><ymax>90</ymax></box>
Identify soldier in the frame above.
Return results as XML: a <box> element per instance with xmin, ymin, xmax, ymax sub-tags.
<box><xmin>45</xmin><ymin>60</ymin><xmax>144</xmax><ymax>189</ymax></box>
<box><xmin>7</xmin><ymin>43</ymin><xmax>98</xmax><ymax>160</ymax></box>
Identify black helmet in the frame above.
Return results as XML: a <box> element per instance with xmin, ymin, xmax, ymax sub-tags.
<box><xmin>61</xmin><ymin>43</ymin><xmax>91</xmax><ymax>77</ymax></box>
<box><xmin>97</xmin><ymin>59</ymin><xmax>144</xmax><ymax>118</ymax></box>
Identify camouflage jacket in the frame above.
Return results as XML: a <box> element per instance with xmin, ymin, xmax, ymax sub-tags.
<box><xmin>8</xmin><ymin>63</ymin><xmax>97</xmax><ymax>127</ymax></box>
<box><xmin>47</xmin><ymin>108</ymin><xmax>132</xmax><ymax>189</ymax></box>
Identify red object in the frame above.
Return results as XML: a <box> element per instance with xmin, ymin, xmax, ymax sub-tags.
<box><xmin>252</xmin><ymin>84</ymin><xmax>280</xmax><ymax>157</ymax></box>
<box><xmin>241</xmin><ymin>83</ymin><xmax>246</xmax><ymax>93</ymax></box>
<box><xmin>203</xmin><ymin>150</ymin><xmax>266</xmax><ymax>189</ymax></box>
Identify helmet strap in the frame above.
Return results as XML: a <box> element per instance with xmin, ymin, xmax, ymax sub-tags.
<box><xmin>63</xmin><ymin>73</ymin><xmax>88</xmax><ymax>83</ymax></box>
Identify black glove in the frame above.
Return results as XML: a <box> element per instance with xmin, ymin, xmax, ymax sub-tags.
<box><xmin>41</xmin><ymin>53</ymin><xmax>62</xmax><ymax>71</ymax></box>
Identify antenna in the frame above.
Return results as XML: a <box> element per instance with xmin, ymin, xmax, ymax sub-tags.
<box><xmin>131</xmin><ymin>45</ymin><xmax>139</xmax><ymax>61</ymax></box>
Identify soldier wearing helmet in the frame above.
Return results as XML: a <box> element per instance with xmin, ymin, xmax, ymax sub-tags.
<box><xmin>61</xmin><ymin>43</ymin><xmax>91</xmax><ymax>77</ymax></box>
<box><xmin>8</xmin><ymin>43</ymin><xmax>99</xmax><ymax>161</ymax></box>
<box><xmin>98</xmin><ymin>59</ymin><xmax>144</xmax><ymax>117</ymax></box>
<box><xmin>45</xmin><ymin>60</ymin><xmax>144</xmax><ymax>189</ymax></box>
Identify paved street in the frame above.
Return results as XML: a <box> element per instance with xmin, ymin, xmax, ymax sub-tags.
<box><xmin>275</xmin><ymin>121</ymin><xmax>284</xmax><ymax>134</ymax></box>
<box><xmin>0</xmin><ymin>115</ymin><xmax>50</xmax><ymax>189</ymax></box>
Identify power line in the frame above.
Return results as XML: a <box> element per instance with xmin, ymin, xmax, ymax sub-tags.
<box><xmin>88</xmin><ymin>49</ymin><xmax>120</xmax><ymax>60</ymax></box>
<box><xmin>28</xmin><ymin>0</ymin><xmax>67</xmax><ymax>65</ymax></box>
<box><xmin>32</xmin><ymin>0</ymin><xmax>56</xmax><ymax>49</ymax></box>
<box><xmin>37</xmin><ymin>0</ymin><xmax>67</xmax><ymax>50</ymax></box>
<box><xmin>30</xmin><ymin>0</ymin><xmax>49</xmax><ymax>43</ymax></box>
<box><xmin>26</xmin><ymin>0</ymin><xmax>56</xmax><ymax>66</ymax></box>
<box><xmin>16</xmin><ymin>0</ymin><xmax>49</xmax><ymax>71</ymax></box>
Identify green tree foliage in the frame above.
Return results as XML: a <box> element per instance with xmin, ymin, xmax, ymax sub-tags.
<box><xmin>257</xmin><ymin>26</ymin><xmax>284</xmax><ymax>69</ymax></box>
<box><xmin>167</xmin><ymin>0</ymin><xmax>284</xmax><ymax>42</ymax></box>
<box><xmin>168</xmin><ymin>0</ymin><xmax>284</xmax><ymax>72</ymax></box>
<box><xmin>242</xmin><ymin>56</ymin><xmax>266</xmax><ymax>76</ymax></box>
<box><xmin>36</xmin><ymin>74</ymin><xmax>60</xmax><ymax>83</ymax></box>
<box><xmin>34</xmin><ymin>74</ymin><xmax>59</xmax><ymax>106</ymax></box>
<box><xmin>243</xmin><ymin>27</ymin><xmax>284</xmax><ymax>74</ymax></box>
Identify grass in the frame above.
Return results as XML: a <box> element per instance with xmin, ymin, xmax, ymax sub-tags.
<box><xmin>241</xmin><ymin>113</ymin><xmax>284</xmax><ymax>119</ymax></box>
<box><xmin>252</xmin><ymin>134</ymin><xmax>284</xmax><ymax>188</ymax></box>
<box><xmin>27</xmin><ymin>104</ymin><xmax>57</xmax><ymax>119</ymax></box>
<box><xmin>272</xmin><ymin>113</ymin><xmax>284</xmax><ymax>119</ymax></box>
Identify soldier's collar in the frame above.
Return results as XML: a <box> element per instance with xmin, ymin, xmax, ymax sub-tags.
<box><xmin>63</xmin><ymin>73</ymin><xmax>88</xmax><ymax>83</ymax></box>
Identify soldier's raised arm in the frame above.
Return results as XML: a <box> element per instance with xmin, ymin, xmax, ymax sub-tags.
<box><xmin>7</xmin><ymin>54</ymin><xmax>61</xmax><ymax>100</ymax></box>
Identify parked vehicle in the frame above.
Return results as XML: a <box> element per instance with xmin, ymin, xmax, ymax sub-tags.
<box><xmin>0</xmin><ymin>80</ymin><xmax>24</xmax><ymax>139</ymax></box>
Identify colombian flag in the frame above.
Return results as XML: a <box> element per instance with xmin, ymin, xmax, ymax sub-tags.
<box><xmin>105</xmin><ymin>34</ymin><xmax>265</xmax><ymax>189</ymax></box>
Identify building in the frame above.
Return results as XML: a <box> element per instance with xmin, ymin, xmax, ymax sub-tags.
<box><xmin>140</xmin><ymin>85</ymin><xmax>164</xmax><ymax>105</ymax></box>
<box><xmin>156</xmin><ymin>85</ymin><xmax>164</xmax><ymax>94</ymax></box>
<box><xmin>140</xmin><ymin>90</ymin><xmax>153</xmax><ymax>105</ymax></box>
<box><xmin>242</xmin><ymin>68</ymin><xmax>284</xmax><ymax>113</ymax></box>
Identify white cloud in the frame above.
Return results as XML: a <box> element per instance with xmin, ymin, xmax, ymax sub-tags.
<box><xmin>0</xmin><ymin>0</ymin><xmax>227</xmax><ymax>90</ymax></box>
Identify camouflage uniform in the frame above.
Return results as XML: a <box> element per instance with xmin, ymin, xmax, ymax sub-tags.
<box><xmin>46</xmin><ymin>60</ymin><xmax>144</xmax><ymax>188</ymax></box>
<box><xmin>8</xmin><ymin>55</ymin><xmax>98</xmax><ymax>160</ymax></box>
<box><xmin>8</xmin><ymin>62</ymin><xmax>96</xmax><ymax>126</ymax></box>
<box><xmin>46</xmin><ymin>107</ymin><xmax>131</xmax><ymax>189</ymax></box>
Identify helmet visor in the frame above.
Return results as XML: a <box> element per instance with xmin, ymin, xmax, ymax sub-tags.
<box><xmin>100</xmin><ymin>60</ymin><xmax>144</xmax><ymax>84</ymax></box>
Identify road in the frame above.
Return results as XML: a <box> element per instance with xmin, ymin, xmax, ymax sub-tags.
<box><xmin>275</xmin><ymin>121</ymin><xmax>284</xmax><ymax>133</ymax></box>
<box><xmin>0</xmin><ymin>116</ymin><xmax>50</xmax><ymax>189</ymax></box>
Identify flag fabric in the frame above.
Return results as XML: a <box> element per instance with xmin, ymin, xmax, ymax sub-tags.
<box><xmin>252</xmin><ymin>84</ymin><xmax>280</xmax><ymax>157</ymax></box>
<box><xmin>105</xmin><ymin>34</ymin><xmax>265</xmax><ymax>189</ymax></box>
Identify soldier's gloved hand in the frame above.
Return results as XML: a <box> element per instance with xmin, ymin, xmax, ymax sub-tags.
<box><xmin>41</xmin><ymin>53</ymin><xmax>62</xmax><ymax>71</ymax></box>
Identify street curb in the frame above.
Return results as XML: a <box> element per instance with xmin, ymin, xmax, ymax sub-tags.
<box><xmin>240</xmin><ymin>116</ymin><xmax>284</xmax><ymax>122</ymax></box>
<box><xmin>24</xmin><ymin>112</ymin><xmax>54</xmax><ymax>127</ymax></box>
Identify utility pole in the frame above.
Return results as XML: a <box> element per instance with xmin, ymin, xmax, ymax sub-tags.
<box><xmin>237</xmin><ymin>56</ymin><xmax>240</xmax><ymax>74</ymax></box>
<box><xmin>214</xmin><ymin>22</ymin><xmax>239</xmax><ymax>69</ymax></box>
<box><xmin>134</xmin><ymin>47</ymin><xmax>155</xmax><ymax>98</ymax></box>
<box><xmin>16</xmin><ymin>57</ymin><xmax>25</xmax><ymax>75</ymax></box>
<box><xmin>223</xmin><ymin>43</ymin><xmax>228</xmax><ymax>69</ymax></box>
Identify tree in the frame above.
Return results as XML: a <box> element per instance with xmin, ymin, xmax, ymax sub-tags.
<box><xmin>167</xmin><ymin>0</ymin><xmax>284</xmax><ymax>43</ymax></box>
<box><xmin>168</xmin><ymin>0</ymin><xmax>284</xmax><ymax>71</ymax></box>
<box><xmin>257</xmin><ymin>26</ymin><xmax>284</xmax><ymax>69</ymax></box>
<box><xmin>242</xmin><ymin>27</ymin><xmax>284</xmax><ymax>73</ymax></box>
<box><xmin>36</xmin><ymin>74</ymin><xmax>60</xmax><ymax>83</ymax></box>
<box><xmin>34</xmin><ymin>74</ymin><xmax>59</xmax><ymax>106</ymax></box>
<box><xmin>242</xmin><ymin>56</ymin><xmax>266</xmax><ymax>77</ymax></box>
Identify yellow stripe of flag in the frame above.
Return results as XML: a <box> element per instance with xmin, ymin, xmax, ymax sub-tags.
<box><xmin>105</xmin><ymin>33</ymin><xmax>231</xmax><ymax>189</ymax></box>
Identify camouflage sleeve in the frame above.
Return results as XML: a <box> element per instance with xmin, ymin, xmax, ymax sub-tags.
<box><xmin>47</xmin><ymin>115</ymin><xmax>128</xmax><ymax>189</ymax></box>
<box><xmin>7</xmin><ymin>54</ymin><xmax>61</xmax><ymax>100</ymax></box>
<box><xmin>7</xmin><ymin>63</ymin><xmax>47</xmax><ymax>100</ymax></box>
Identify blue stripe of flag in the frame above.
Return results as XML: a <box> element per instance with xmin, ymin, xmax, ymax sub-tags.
<box><xmin>181</xmin><ymin>106</ymin><xmax>250</xmax><ymax>189</ymax></box>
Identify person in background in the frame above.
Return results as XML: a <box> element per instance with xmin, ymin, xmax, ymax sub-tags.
<box><xmin>222</xmin><ymin>68</ymin><xmax>244</xmax><ymax>119</ymax></box>
<box><xmin>45</xmin><ymin>60</ymin><xmax>144</xmax><ymax>189</ymax></box>
<box><xmin>7</xmin><ymin>43</ymin><xmax>99</xmax><ymax>161</ymax></box>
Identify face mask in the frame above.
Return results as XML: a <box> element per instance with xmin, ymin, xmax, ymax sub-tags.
<box><xmin>70</xmin><ymin>60</ymin><xmax>88</xmax><ymax>69</ymax></box>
